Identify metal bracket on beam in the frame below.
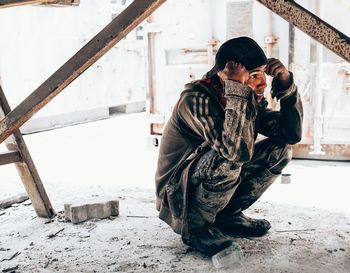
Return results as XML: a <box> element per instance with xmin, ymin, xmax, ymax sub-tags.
<box><xmin>256</xmin><ymin>0</ymin><xmax>350</xmax><ymax>63</ymax></box>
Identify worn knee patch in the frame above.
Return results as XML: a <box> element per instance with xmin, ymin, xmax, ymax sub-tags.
<box><xmin>191</xmin><ymin>150</ymin><xmax>241</xmax><ymax>192</ymax></box>
<box><xmin>267</xmin><ymin>144</ymin><xmax>292</xmax><ymax>174</ymax></box>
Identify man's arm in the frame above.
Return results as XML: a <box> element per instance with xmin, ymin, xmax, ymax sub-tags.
<box><xmin>258</xmin><ymin>59</ymin><xmax>303</xmax><ymax>144</ymax></box>
<box><xmin>177</xmin><ymin>62</ymin><xmax>257</xmax><ymax>163</ymax></box>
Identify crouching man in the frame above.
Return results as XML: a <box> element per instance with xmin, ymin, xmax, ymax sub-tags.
<box><xmin>155</xmin><ymin>37</ymin><xmax>303</xmax><ymax>256</ymax></box>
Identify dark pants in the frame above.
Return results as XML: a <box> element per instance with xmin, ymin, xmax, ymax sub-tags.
<box><xmin>187</xmin><ymin>138</ymin><xmax>292</xmax><ymax>229</ymax></box>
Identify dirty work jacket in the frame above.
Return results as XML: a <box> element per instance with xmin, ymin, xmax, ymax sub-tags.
<box><xmin>155</xmin><ymin>75</ymin><xmax>303</xmax><ymax>238</ymax></box>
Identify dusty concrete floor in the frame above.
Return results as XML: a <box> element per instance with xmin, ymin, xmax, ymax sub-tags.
<box><xmin>0</xmin><ymin>113</ymin><xmax>349</xmax><ymax>272</ymax></box>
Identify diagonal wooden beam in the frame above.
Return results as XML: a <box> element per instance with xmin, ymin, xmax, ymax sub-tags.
<box><xmin>0</xmin><ymin>0</ymin><xmax>166</xmax><ymax>145</ymax></box>
<box><xmin>256</xmin><ymin>0</ymin><xmax>350</xmax><ymax>63</ymax></box>
<box><xmin>0</xmin><ymin>0</ymin><xmax>55</xmax><ymax>9</ymax></box>
<box><xmin>0</xmin><ymin>84</ymin><xmax>55</xmax><ymax>218</ymax></box>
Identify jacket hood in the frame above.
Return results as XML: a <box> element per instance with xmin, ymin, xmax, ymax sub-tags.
<box><xmin>184</xmin><ymin>80</ymin><xmax>202</xmax><ymax>91</ymax></box>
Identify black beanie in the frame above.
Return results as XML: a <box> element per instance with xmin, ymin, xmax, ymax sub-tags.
<box><xmin>207</xmin><ymin>37</ymin><xmax>267</xmax><ymax>78</ymax></box>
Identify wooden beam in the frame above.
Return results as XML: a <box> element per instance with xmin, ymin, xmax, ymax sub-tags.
<box><xmin>0</xmin><ymin>0</ymin><xmax>55</xmax><ymax>9</ymax></box>
<box><xmin>40</xmin><ymin>0</ymin><xmax>80</xmax><ymax>6</ymax></box>
<box><xmin>0</xmin><ymin>151</ymin><xmax>22</xmax><ymax>166</ymax></box>
<box><xmin>0</xmin><ymin>85</ymin><xmax>55</xmax><ymax>218</ymax></box>
<box><xmin>256</xmin><ymin>0</ymin><xmax>350</xmax><ymax>63</ymax></box>
<box><xmin>0</xmin><ymin>0</ymin><xmax>166</xmax><ymax>145</ymax></box>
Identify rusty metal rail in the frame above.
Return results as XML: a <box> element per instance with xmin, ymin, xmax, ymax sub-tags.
<box><xmin>256</xmin><ymin>0</ymin><xmax>350</xmax><ymax>63</ymax></box>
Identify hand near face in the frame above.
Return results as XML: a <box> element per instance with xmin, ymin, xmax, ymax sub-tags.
<box><xmin>217</xmin><ymin>61</ymin><xmax>249</xmax><ymax>84</ymax></box>
<box><xmin>265</xmin><ymin>58</ymin><xmax>292</xmax><ymax>89</ymax></box>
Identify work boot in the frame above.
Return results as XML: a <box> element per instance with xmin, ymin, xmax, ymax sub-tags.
<box><xmin>215</xmin><ymin>212</ymin><xmax>271</xmax><ymax>237</ymax></box>
<box><xmin>184</xmin><ymin>226</ymin><xmax>234</xmax><ymax>256</ymax></box>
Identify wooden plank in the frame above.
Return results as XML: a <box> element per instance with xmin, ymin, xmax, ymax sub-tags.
<box><xmin>256</xmin><ymin>0</ymin><xmax>350</xmax><ymax>63</ymax></box>
<box><xmin>19</xmin><ymin>100</ymin><xmax>146</xmax><ymax>134</ymax></box>
<box><xmin>0</xmin><ymin>0</ymin><xmax>55</xmax><ymax>8</ymax></box>
<box><xmin>40</xmin><ymin>0</ymin><xmax>79</xmax><ymax>6</ymax></box>
<box><xmin>0</xmin><ymin>151</ymin><xmax>22</xmax><ymax>166</ymax></box>
<box><xmin>0</xmin><ymin>85</ymin><xmax>55</xmax><ymax>218</ymax></box>
<box><xmin>0</xmin><ymin>193</ymin><xmax>28</xmax><ymax>209</ymax></box>
<box><xmin>0</xmin><ymin>0</ymin><xmax>166</xmax><ymax>145</ymax></box>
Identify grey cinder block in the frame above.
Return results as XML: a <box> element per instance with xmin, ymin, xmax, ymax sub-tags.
<box><xmin>64</xmin><ymin>198</ymin><xmax>119</xmax><ymax>224</ymax></box>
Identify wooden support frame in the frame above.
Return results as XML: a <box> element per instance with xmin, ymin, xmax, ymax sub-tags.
<box><xmin>0</xmin><ymin>0</ymin><xmax>348</xmax><ymax>147</ymax></box>
<box><xmin>1</xmin><ymin>0</ymin><xmax>346</xmax><ymax>217</ymax></box>
<box><xmin>0</xmin><ymin>0</ymin><xmax>55</xmax><ymax>8</ymax></box>
<box><xmin>0</xmin><ymin>151</ymin><xmax>21</xmax><ymax>166</ymax></box>
<box><xmin>0</xmin><ymin>85</ymin><xmax>55</xmax><ymax>218</ymax></box>
<box><xmin>256</xmin><ymin>0</ymin><xmax>350</xmax><ymax>63</ymax></box>
<box><xmin>0</xmin><ymin>0</ymin><xmax>166</xmax><ymax>145</ymax></box>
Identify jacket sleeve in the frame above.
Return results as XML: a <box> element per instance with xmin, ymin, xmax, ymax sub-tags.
<box><xmin>177</xmin><ymin>80</ymin><xmax>257</xmax><ymax>163</ymax></box>
<box><xmin>258</xmin><ymin>80</ymin><xmax>303</xmax><ymax>144</ymax></box>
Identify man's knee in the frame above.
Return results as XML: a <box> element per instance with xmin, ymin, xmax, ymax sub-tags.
<box><xmin>191</xmin><ymin>150</ymin><xmax>241</xmax><ymax>192</ymax></box>
<box><xmin>267</xmin><ymin>144</ymin><xmax>292</xmax><ymax>174</ymax></box>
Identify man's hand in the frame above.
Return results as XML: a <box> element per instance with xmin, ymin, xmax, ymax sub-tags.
<box><xmin>217</xmin><ymin>61</ymin><xmax>249</xmax><ymax>84</ymax></box>
<box><xmin>265</xmin><ymin>58</ymin><xmax>292</xmax><ymax>90</ymax></box>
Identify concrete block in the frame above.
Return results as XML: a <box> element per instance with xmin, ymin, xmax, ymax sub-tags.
<box><xmin>64</xmin><ymin>198</ymin><xmax>119</xmax><ymax>224</ymax></box>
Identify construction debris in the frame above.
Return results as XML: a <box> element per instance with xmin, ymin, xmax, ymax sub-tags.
<box><xmin>64</xmin><ymin>198</ymin><xmax>119</xmax><ymax>224</ymax></box>
<box><xmin>2</xmin><ymin>265</ymin><xmax>19</xmax><ymax>273</ymax></box>
<box><xmin>276</xmin><ymin>229</ymin><xmax>316</xmax><ymax>233</ymax></box>
<box><xmin>47</xmin><ymin>228</ymin><xmax>65</xmax><ymax>239</ymax></box>
<box><xmin>0</xmin><ymin>193</ymin><xmax>28</xmax><ymax>209</ymax></box>
<box><xmin>0</xmin><ymin>251</ymin><xmax>21</xmax><ymax>262</ymax></box>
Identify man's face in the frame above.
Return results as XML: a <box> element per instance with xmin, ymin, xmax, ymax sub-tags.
<box><xmin>246</xmin><ymin>65</ymin><xmax>267</xmax><ymax>102</ymax></box>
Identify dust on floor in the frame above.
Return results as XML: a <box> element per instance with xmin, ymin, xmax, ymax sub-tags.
<box><xmin>0</xmin><ymin>114</ymin><xmax>349</xmax><ymax>272</ymax></box>
<box><xmin>0</xmin><ymin>185</ymin><xmax>349</xmax><ymax>273</ymax></box>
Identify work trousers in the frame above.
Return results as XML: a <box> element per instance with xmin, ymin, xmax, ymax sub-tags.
<box><xmin>187</xmin><ymin>138</ymin><xmax>292</xmax><ymax>230</ymax></box>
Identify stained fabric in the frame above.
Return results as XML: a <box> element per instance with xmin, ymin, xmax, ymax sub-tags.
<box><xmin>186</xmin><ymin>138</ymin><xmax>291</xmax><ymax>232</ymax></box>
<box><xmin>155</xmin><ymin>74</ymin><xmax>303</xmax><ymax>239</ymax></box>
<box><xmin>200</xmin><ymin>76</ymin><xmax>226</xmax><ymax>107</ymax></box>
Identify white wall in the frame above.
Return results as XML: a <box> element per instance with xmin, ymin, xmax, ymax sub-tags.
<box><xmin>150</xmin><ymin>0</ymin><xmax>350</xmax><ymax>146</ymax></box>
<box><xmin>0</xmin><ymin>0</ymin><xmax>147</xmax><ymax>122</ymax></box>
<box><xmin>1</xmin><ymin>0</ymin><xmax>350</xmax><ymax>145</ymax></box>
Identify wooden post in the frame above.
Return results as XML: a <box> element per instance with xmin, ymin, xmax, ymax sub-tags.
<box><xmin>0</xmin><ymin>0</ymin><xmax>166</xmax><ymax>145</ymax></box>
<box><xmin>0</xmin><ymin>85</ymin><xmax>55</xmax><ymax>218</ymax></box>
